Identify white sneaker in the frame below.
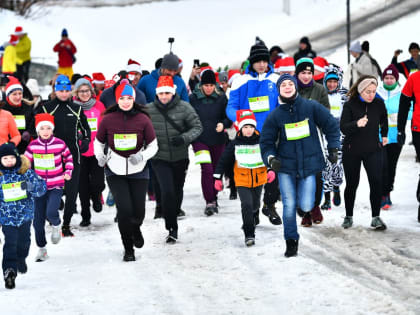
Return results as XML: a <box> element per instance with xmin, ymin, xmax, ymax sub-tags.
<box><xmin>35</xmin><ymin>247</ymin><xmax>49</xmax><ymax>262</ymax></box>
<box><xmin>51</xmin><ymin>225</ymin><xmax>61</xmax><ymax>244</ymax></box>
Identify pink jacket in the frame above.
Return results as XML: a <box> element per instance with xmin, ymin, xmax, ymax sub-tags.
<box><xmin>82</xmin><ymin>100</ymin><xmax>106</xmax><ymax>157</ymax></box>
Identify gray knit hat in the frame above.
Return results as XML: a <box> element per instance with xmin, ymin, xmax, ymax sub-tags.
<box><xmin>74</xmin><ymin>78</ymin><xmax>93</xmax><ymax>90</ymax></box>
<box><xmin>349</xmin><ymin>41</ymin><xmax>362</xmax><ymax>53</ymax></box>
<box><xmin>161</xmin><ymin>53</ymin><xmax>179</xmax><ymax>71</ymax></box>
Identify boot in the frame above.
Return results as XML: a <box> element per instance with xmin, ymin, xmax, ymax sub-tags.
<box><xmin>301</xmin><ymin>212</ymin><xmax>312</xmax><ymax>227</ymax></box>
<box><xmin>284</xmin><ymin>239</ymin><xmax>298</xmax><ymax>258</ymax></box>
<box><xmin>106</xmin><ymin>191</ymin><xmax>115</xmax><ymax>207</ymax></box>
<box><xmin>311</xmin><ymin>206</ymin><xmax>323</xmax><ymax>224</ymax></box>
<box><xmin>261</xmin><ymin>204</ymin><xmax>282</xmax><ymax>225</ymax></box>
<box><xmin>123</xmin><ymin>250</ymin><xmax>135</xmax><ymax>262</ymax></box>
<box><xmin>79</xmin><ymin>219</ymin><xmax>91</xmax><ymax>227</ymax></box>
<box><xmin>178</xmin><ymin>209</ymin><xmax>186</xmax><ymax>218</ymax></box>
<box><xmin>133</xmin><ymin>228</ymin><xmax>144</xmax><ymax>249</ymax></box>
<box><xmin>92</xmin><ymin>196</ymin><xmax>103</xmax><ymax>212</ymax></box>
<box><xmin>204</xmin><ymin>202</ymin><xmax>217</xmax><ymax>216</ymax></box>
<box><xmin>321</xmin><ymin>196</ymin><xmax>331</xmax><ymax>210</ymax></box>
<box><xmin>333</xmin><ymin>188</ymin><xmax>341</xmax><ymax>206</ymax></box>
<box><xmin>17</xmin><ymin>260</ymin><xmax>27</xmax><ymax>274</ymax></box>
<box><xmin>166</xmin><ymin>228</ymin><xmax>178</xmax><ymax>244</ymax></box>
<box><xmin>4</xmin><ymin>268</ymin><xmax>16</xmax><ymax>289</ymax></box>
<box><xmin>296</xmin><ymin>207</ymin><xmax>305</xmax><ymax>218</ymax></box>
<box><xmin>61</xmin><ymin>225</ymin><xmax>74</xmax><ymax>237</ymax></box>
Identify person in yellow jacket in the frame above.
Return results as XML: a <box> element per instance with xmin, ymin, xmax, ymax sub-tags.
<box><xmin>2</xmin><ymin>35</ymin><xmax>18</xmax><ymax>76</ymax></box>
<box><xmin>14</xmin><ymin>26</ymin><xmax>31</xmax><ymax>84</ymax></box>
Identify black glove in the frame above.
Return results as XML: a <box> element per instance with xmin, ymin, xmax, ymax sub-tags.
<box><xmin>268</xmin><ymin>156</ymin><xmax>281</xmax><ymax>172</ymax></box>
<box><xmin>328</xmin><ymin>148</ymin><xmax>339</xmax><ymax>164</ymax></box>
<box><xmin>79</xmin><ymin>139</ymin><xmax>90</xmax><ymax>153</ymax></box>
<box><xmin>170</xmin><ymin>136</ymin><xmax>185</xmax><ymax>147</ymax></box>
<box><xmin>397</xmin><ymin>132</ymin><xmax>406</xmax><ymax>146</ymax></box>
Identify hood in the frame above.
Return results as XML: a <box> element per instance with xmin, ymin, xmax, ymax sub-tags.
<box><xmin>0</xmin><ymin>155</ymin><xmax>30</xmax><ymax>177</ymax></box>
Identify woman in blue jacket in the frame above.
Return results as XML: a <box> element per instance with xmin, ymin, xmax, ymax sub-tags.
<box><xmin>260</xmin><ymin>74</ymin><xmax>340</xmax><ymax>257</ymax></box>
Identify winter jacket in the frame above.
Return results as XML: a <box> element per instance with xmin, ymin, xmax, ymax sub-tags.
<box><xmin>293</xmin><ymin>47</ymin><xmax>317</xmax><ymax>63</ymax></box>
<box><xmin>214</xmin><ymin>131</ymin><xmax>267</xmax><ymax>188</ymax></box>
<box><xmin>349</xmin><ymin>53</ymin><xmax>378</xmax><ymax>86</ymax></box>
<box><xmin>340</xmin><ymin>96</ymin><xmax>388</xmax><ymax>154</ymax></box>
<box><xmin>79</xmin><ymin>99</ymin><xmax>105</xmax><ymax>157</ymax></box>
<box><xmin>15</xmin><ymin>34</ymin><xmax>31</xmax><ymax>65</ymax></box>
<box><xmin>392</xmin><ymin>55</ymin><xmax>420</xmax><ymax>79</ymax></box>
<box><xmin>260</xmin><ymin>95</ymin><xmax>340</xmax><ymax>178</ymax></box>
<box><xmin>38</xmin><ymin>98</ymin><xmax>91</xmax><ymax>164</ymax></box>
<box><xmin>226</xmin><ymin>65</ymin><xmax>279</xmax><ymax>131</ymax></box>
<box><xmin>3</xmin><ymin>99</ymin><xmax>36</xmax><ymax>154</ymax></box>
<box><xmin>99</xmin><ymin>83</ymin><xmax>146</xmax><ymax>108</ymax></box>
<box><xmin>2</xmin><ymin>45</ymin><xmax>17</xmax><ymax>74</ymax></box>
<box><xmin>0</xmin><ymin>155</ymin><xmax>47</xmax><ymax>227</ymax></box>
<box><xmin>53</xmin><ymin>39</ymin><xmax>76</xmax><ymax>67</ymax></box>
<box><xmin>189</xmin><ymin>86</ymin><xmax>231</xmax><ymax>146</ymax></box>
<box><xmin>298</xmin><ymin>81</ymin><xmax>330</xmax><ymax>109</ymax></box>
<box><xmin>25</xmin><ymin>136</ymin><xmax>73</xmax><ymax>189</ymax></box>
<box><xmin>137</xmin><ymin>69</ymin><xmax>189</xmax><ymax>103</ymax></box>
<box><xmin>147</xmin><ymin>94</ymin><xmax>203</xmax><ymax>162</ymax></box>
<box><xmin>0</xmin><ymin>109</ymin><xmax>21</xmax><ymax>146</ymax></box>
<box><xmin>95</xmin><ymin>107</ymin><xmax>158</xmax><ymax>176</ymax></box>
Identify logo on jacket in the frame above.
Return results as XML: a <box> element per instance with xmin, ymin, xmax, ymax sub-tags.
<box><xmin>268</xmin><ymin>82</ymin><xmax>275</xmax><ymax>92</ymax></box>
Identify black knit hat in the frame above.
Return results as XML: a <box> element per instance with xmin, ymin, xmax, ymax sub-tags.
<box><xmin>0</xmin><ymin>142</ymin><xmax>20</xmax><ymax>170</ymax></box>
<box><xmin>300</xmin><ymin>36</ymin><xmax>310</xmax><ymax>45</ymax></box>
<box><xmin>248</xmin><ymin>37</ymin><xmax>270</xmax><ymax>65</ymax></box>
<box><xmin>296</xmin><ymin>58</ymin><xmax>314</xmax><ymax>74</ymax></box>
<box><xmin>201</xmin><ymin>69</ymin><xmax>216</xmax><ymax>85</ymax></box>
<box><xmin>161</xmin><ymin>53</ymin><xmax>179</xmax><ymax>71</ymax></box>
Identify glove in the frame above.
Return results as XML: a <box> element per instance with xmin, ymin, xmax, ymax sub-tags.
<box><xmin>267</xmin><ymin>170</ymin><xmax>276</xmax><ymax>183</ymax></box>
<box><xmin>268</xmin><ymin>156</ymin><xmax>281</xmax><ymax>172</ymax></box>
<box><xmin>21</xmin><ymin>131</ymin><xmax>31</xmax><ymax>142</ymax></box>
<box><xmin>397</xmin><ymin>132</ymin><xmax>406</xmax><ymax>146</ymax></box>
<box><xmin>328</xmin><ymin>148</ymin><xmax>339</xmax><ymax>164</ymax></box>
<box><xmin>97</xmin><ymin>155</ymin><xmax>107</xmax><ymax>167</ymax></box>
<box><xmin>20</xmin><ymin>181</ymin><xmax>33</xmax><ymax>192</ymax></box>
<box><xmin>79</xmin><ymin>139</ymin><xmax>90</xmax><ymax>153</ymax></box>
<box><xmin>214</xmin><ymin>179</ymin><xmax>223</xmax><ymax>191</ymax></box>
<box><xmin>128</xmin><ymin>152</ymin><xmax>143</xmax><ymax>165</ymax></box>
<box><xmin>170</xmin><ymin>136</ymin><xmax>185</xmax><ymax>147</ymax></box>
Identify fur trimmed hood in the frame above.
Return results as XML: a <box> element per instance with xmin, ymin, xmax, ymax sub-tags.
<box><xmin>0</xmin><ymin>155</ymin><xmax>31</xmax><ymax>177</ymax></box>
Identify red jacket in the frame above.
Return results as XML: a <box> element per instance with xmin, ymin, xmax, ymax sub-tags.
<box><xmin>53</xmin><ymin>39</ymin><xmax>77</xmax><ymax>67</ymax></box>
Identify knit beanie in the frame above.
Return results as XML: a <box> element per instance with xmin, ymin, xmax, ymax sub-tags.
<box><xmin>300</xmin><ymin>36</ymin><xmax>310</xmax><ymax>46</ymax></box>
<box><xmin>55</xmin><ymin>74</ymin><xmax>71</xmax><ymax>91</ymax></box>
<box><xmin>115</xmin><ymin>79</ymin><xmax>136</xmax><ymax>102</ymax></box>
<box><xmin>218</xmin><ymin>71</ymin><xmax>228</xmax><ymax>83</ymax></box>
<box><xmin>0</xmin><ymin>143</ymin><xmax>20</xmax><ymax>170</ymax></box>
<box><xmin>161</xmin><ymin>53</ymin><xmax>179</xmax><ymax>71</ymax></box>
<box><xmin>201</xmin><ymin>69</ymin><xmax>216</xmax><ymax>85</ymax></box>
<box><xmin>236</xmin><ymin>110</ymin><xmax>257</xmax><ymax>130</ymax></box>
<box><xmin>382</xmin><ymin>64</ymin><xmax>399</xmax><ymax>81</ymax></box>
<box><xmin>296</xmin><ymin>58</ymin><xmax>314</xmax><ymax>75</ymax></box>
<box><xmin>248</xmin><ymin>37</ymin><xmax>270</xmax><ymax>65</ymax></box>
<box><xmin>349</xmin><ymin>41</ymin><xmax>362</xmax><ymax>53</ymax></box>
<box><xmin>35</xmin><ymin>113</ymin><xmax>55</xmax><ymax>133</ymax></box>
<box><xmin>74</xmin><ymin>78</ymin><xmax>93</xmax><ymax>91</ymax></box>
<box><xmin>62</xmin><ymin>28</ymin><xmax>68</xmax><ymax>37</ymax></box>
<box><xmin>276</xmin><ymin>73</ymin><xmax>297</xmax><ymax>92</ymax></box>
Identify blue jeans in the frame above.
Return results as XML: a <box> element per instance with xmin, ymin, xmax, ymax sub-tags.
<box><xmin>2</xmin><ymin>220</ymin><xmax>31</xmax><ymax>274</ymax></box>
<box><xmin>34</xmin><ymin>188</ymin><xmax>63</xmax><ymax>247</ymax></box>
<box><xmin>278</xmin><ymin>172</ymin><xmax>316</xmax><ymax>240</ymax></box>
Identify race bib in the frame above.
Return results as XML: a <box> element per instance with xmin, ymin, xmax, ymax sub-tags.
<box><xmin>194</xmin><ymin>150</ymin><xmax>211</xmax><ymax>165</ymax></box>
<box><xmin>330</xmin><ymin>105</ymin><xmax>341</xmax><ymax>119</ymax></box>
<box><xmin>248</xmin><ymin>96</ymin><xmax>270</xmax><ymax>112</ymax></box>
<box><xmin>114</xmin><ymin>134</ymin><xmax>137</xmax><ymax>151</ymax></box>
<box><xmin>33</xmin><ymin>153</ymin><xmax>55</xmax><ymax>170</ymax></box>
<box><xmin>2</xmin><ymin>181</ymin><xmax>27</xmax><ymax>202</ymax></box>
<box><xmin>235</xmin><ymin>145</ymin><xmax>264</xmax><ymax>169</ymax></box>
<box><xmin>285</xmin><ymin>119</ymin><xmax>310</xmax><ymax>140</ymax></box>
<box><xmin>88</xmin><ymin>118</ymin><xmax>98</xmax><ymax>131</ymax></box>
<box><xmin>13</xmin><ymin>115</ymin><xmax>26</xmax><ymax>130</ymax></box>
<box><xmin>388</xmin><ymin>113</ymin><xmax>398</xmax><ymax>128</ymax></box>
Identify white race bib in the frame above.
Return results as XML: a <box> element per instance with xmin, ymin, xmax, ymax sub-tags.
<box><xmin>13</xmin><ymin>115</ymin><xmax>26</xmax><ymax>130</ymax></box>
<box><xmin>235</xmin><ymin>145</ymin><xmax>264</xmax><ymax>169</ymax></box>
<box><xmin>114</xmin><ymin>134</ymin><xmax>137</xmax><ymax>151</ymax></box>
<box><xmin>388</xmin><ymin>113</ymin><xmax>398</xmax><ymax>128</ymax></box>
<box><xmin>285</xmin><ymin>119</ymin><xmax>310</xmax><ymax>140</ymax></box>
<box><xmin>194</xmin><ymin>150</ymin><xmax>211</xmax><ymax>165</ymax></box>
<box><xmin>88</xmin><ymin>118</ymin><xmax>98</xmax><ymax>131</ymax></box>
<box><xmin>330</xmin><ymin>105</ymin><xmax>341</xmax><ymax>119</ymax></box>
<box><xmin>248</xmin><ymin>96</ymin><xmax>270</xmax><ymax>112</ymax></box>
<box><xmin>2</xmin><ymin>181</ymin><xmax>27</xmax><ymax>202</ymax></box>
<box><xmin>33</xmin><ymin>153</ymin><xmax>55</xmax><ymax>170</ymax></box>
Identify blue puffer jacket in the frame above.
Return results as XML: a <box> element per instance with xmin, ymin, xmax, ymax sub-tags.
<box><xmin>137</xmin><ymin>69</ymin><xmax>189</xmax><ymax>103</ymax></box>
<box><xmin>260</xmin><ymin>95</ymin><xmax>340</xmax><ymax>178</ymax></box>
<box><xmin>0</xmin><ymin>155</ymin><xmax>47</xmax><ymax>227</ymax></box>
<box><xmin>226</xmin><ymin>65</ymin><xmax>279</xmax><ymax>131</ymax></box>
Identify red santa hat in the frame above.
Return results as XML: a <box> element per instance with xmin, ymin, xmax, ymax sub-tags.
<box><xmin>9</xmin><ymin>35</ymin><xmax>19</xmax><ymax>46</ymax></box>
<box><xmin>92</xmin><ymin>72</ymin><xmax>106</xmax><ymax>84</ymax></box>
<box><xmin>14</xmin><ymin>26</ymin><xmax>26</xmax><ymax>36</ymax></box>
<box><xmin>156</xmin><ymin>76</ymin><xmax>176</xmax><ymax>94</ymax></box>
<box><xmin>5</xmin><ymin>76</ymin><xmax>23</xmax><ymax>98</ymax></box>
<box><xmin>228</xmin><ymin>69</ymin><xmax>241</xmax><ymax>86</ymax></box>
<box><xmin>274</xmin><ymin>57</ymin><xmax>295</xmax><ymax>73</ymax></box>
<box><xmin>236</xmin><ymin>110</ymin><xmax>257</xmax><ymax>130</ymax></box>
<box><xmin>104</xmin><ymin>80</ymin><xmax>115</xmax><ymax>89</ymax></box>
<box><xmin>178</xmin><ymin>58</ymin><xmax>183</xmax><ymax>69</ymax></box>
<box><xmin>313</xmin><ymin>56</ymin><xmax>329</xmax><ymax>81</ymax></box>
<box><xmin>35</xmin><ymin>113</ymin><xmax>55</xmax><ymax>133</ymax></box>
<box><xmin>115</xmin><ymin>79</ymin><xmax>136</xmax><ymax>102</ymax></box>
<box><xmin>126</xmin><ymin>59</ymin><xmax>142</xmax><ymax>74</ymax></box>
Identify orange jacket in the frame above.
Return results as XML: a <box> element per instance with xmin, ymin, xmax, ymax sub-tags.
<box><xmin>0</xmin><ymin>109</ymin><xmax>21</xmax><ymax>146</ymax></box>
<box><xmin>234</xmin><ymin>161</ymin><xmax>267</xmax><ymax>188</ymax></box>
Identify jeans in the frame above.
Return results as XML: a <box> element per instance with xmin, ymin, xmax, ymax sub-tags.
<box><xmin>34</xmin><ymin>188</ymin><xmax>63</xmax><ymax>247</ymax></box>
<box><xmin>2</xmin><ymin>221</ymin><xmax>31</xmax><ymax>274</ymax></box>
<box><xmin>278</xmin><ymin>172</ymin><xmax>316</xmax><ymax>240</ymax></box>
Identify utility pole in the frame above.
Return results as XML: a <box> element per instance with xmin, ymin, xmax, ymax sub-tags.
<box><xmin>283</xmin><ymin>0</ymin><xmax>290</xmax><ymax>16</ymax></box>
<box><xmin>347</xmin><ymin>0</ymin><xmax>351</xmax><ymax>64</ymax></box>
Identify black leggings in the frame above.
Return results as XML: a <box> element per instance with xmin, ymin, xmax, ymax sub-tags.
<box><xmin>106</xmin><ymin>176</ymin><xmax>148</xmax><ymax>251</ymax></box>
<box><xmin>382</xmin><ymin>143</ymin><xmax>402</xmax><ymax>195</ymax></box>
<box><xmin>63</xmin><ymin>162</ymin><xmax>80</xmax><ymax>226</ymax></box>
<box><xmin>343</xmin><ymin>149</ymin><xmax>383</xmax><ymax>217</ymax></box>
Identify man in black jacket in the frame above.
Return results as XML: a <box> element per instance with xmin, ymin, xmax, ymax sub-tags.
<box><xmin>38</xmin><ymin>74</ymin><xmax>91</xmax><ymax>237</ymax></box>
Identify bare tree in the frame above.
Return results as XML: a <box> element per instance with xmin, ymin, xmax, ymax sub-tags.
<box><xmin>0</xmin><ymin>0</ymin><xmax>47</xmax><ymax>17</ymax></box>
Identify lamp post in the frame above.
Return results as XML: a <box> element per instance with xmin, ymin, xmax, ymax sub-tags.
<box><xmin>347</xmin><ymin>0</ymin><xmax>351</xmax><ymax>64</ymax></box>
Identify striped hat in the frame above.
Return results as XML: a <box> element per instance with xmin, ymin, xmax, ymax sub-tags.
<box><xmin>115</xmin><ymin>79</ymin><xmax>136</xmax><ymax>102</ymax></box>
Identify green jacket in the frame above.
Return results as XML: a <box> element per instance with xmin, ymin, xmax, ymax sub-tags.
<box><xmin>147</xmin><ymin>94</ymin><xmax>203</xmax><ymax>162</ymax></box>
<box><xmin>298</xmin><ymin>81</ymin><xmax>330</xmax><ymax>109</ymax></box>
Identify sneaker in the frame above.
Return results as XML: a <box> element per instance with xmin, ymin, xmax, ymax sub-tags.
<box><xmin>106</xmin><ymin>191</ymin><xmax>115</xmax><ymax>207</ymax></box>
<box><xmin>17</xmin><ymin>260</ymin><xmax>27</xmax><ymax>274</ymax></box>
<box><xmin>371</xmin><ymin>216</ymin><xmax>387</xmax><ymax>230</ymax></box>
<box><xmin>123</xmin><ymin>250</ymin><xmax>135</xmax><ymax>262</ymax></box>
<box><xmin>333</xmin><ymin>189</ymin><xmax>341</xmax><ymax>206</ymax></box>
<box><xmin>79</xmin><ymin>220</ymin><xmax>91</xmax><ymax>227</ymax></box>
<box><xmin>35</xmin><ymin>247</ymin><xmax>49</xmax><ymax>262</ymax></box>
<box><xmin>166</xmin><ymin>229</ymin><xmax>178</xmax><ymax>244</ymax></box>
<box><xmin>61</xmin><ymin>225</ymin><xmax>74</xmax><ymax>237</ymax></box>
<box><xmin>245</xmin><ymin>237</ymin><xmax>255</xmax><ymax>247</ymax></box>
<box><xmin>380</xmin><ymin>196</ymin><xmax>388</xmax><ymax>210</ymax></box>
<box><xmin>301</xmin><ymin>212</ymin><xmax>312</xmax><ymax>227</ymax></box>
<box><xmin>284</xmin><ymin>239</ymin><xmax>298</xmax><ymax>258</ymax></box>
<box><xmin>204</xmin><ymin>202</ymin><xmax>216</xmax><ymax>216</ymax></box>
<box><xmin>254</xmin><ymin>211</ymin><xmax>260</xmax><ymax>226</ymax></box>
<box><xmin>311</xmin><ymin>206</ymin><xmax>323</xmax><ymax>224</ymax></box>
<box><xmin>321</xmin><ymin>199</ymin><xmax>331</xmax><ymax>210</ymax></box>
<box><xmin>154</xmin><ymin>205</ymin><xmax>163</xmax><ymax>219</ymax></box>
<box><xmin>4</xmin><ymin>268</ymin><xmax>16</xmax><ymax>289</ymax></box>
<box><xmin>178</xmin><ymin>209</ymin><xmax>186</xmax><ymax>218</ymax></box>
<box><xmin>133</xmin><ymin>229</ymin><xmax>144</xmax><ymax>249</ymax></box>
<box><xmin>92</xmin><ymin>197</ymin><xmax>103</xmax><ymax>213</ymax></box>
<box><xmin>51</xmin><ymin>225</ymin><xmax>61</xmax><ymax>244</ymax></box>
<box><xmin>261</xmin><ymin>204</ymin><xmax>282</xmax><ymax>225</ymax></box>
<box><xmin>341</xmin><ymin>216</ymin><xmax>353</xmax><ymax>229</ymax></box>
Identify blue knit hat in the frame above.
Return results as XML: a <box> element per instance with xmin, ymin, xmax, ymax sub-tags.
<box><xmin>324</xmin><ymin>72</ymin><xmax>339</xmax><ymax>82</ymax></box>
<box><xmin>276</xmin><ymin>73</ymin><xmax>297</xmax><ymax>91</ymax></box>
<box><xmin>55</xmin><ymin>75</ymin><xmax>71</xmax><ymax>91</ymax></box>
<box><xmin>62</xmin><ymin>28</ymin><xmax>68</xmax><ymax>37</ymax></box>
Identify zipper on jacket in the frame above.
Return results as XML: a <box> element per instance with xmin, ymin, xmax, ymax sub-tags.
<box><xmin>250</xmin><ymin>168</ymin><xmax>254</xmax><ymax>188</ymax></box>
<box><xmin>163</xmin><ymin>114</ymin><xmax>173</xmax><ymax>161</ymax></box>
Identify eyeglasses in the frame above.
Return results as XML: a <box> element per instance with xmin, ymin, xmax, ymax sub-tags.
<box><xmin>78</xmin><ymin>89</ymin><xmax>91</xmax><ymax>94</ymax></box>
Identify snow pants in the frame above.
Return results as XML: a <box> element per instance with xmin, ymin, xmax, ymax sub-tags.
<box><xmin>2</xmin><ymin>221</ymin><xmax>31</xmax><ymax>275</ymax></box>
